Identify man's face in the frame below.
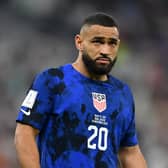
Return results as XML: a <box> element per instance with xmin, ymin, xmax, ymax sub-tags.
<box><xmin>82</xmin><ymin>49</ymin><xmax>117</xmax><ymax>75</ymax></box>
<box><xmin>78</xmin><ymin>25</ymin><xmax>120</xmax><ymax>75</ymax></box>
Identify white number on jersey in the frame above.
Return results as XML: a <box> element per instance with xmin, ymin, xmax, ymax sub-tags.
<box><xmin>87</xmin><ymin>125</ymin><xmax>108</xmax><ymax>151</ymax></box>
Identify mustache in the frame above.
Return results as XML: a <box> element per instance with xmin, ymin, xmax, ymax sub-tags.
<box><xmin>95</xmin><ymin>54</ymin><xmax>113</xmax><ymax>61</ymax></box>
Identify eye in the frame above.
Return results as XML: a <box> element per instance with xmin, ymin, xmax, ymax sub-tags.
<box><xmin>109</xmin><ymin>39</ymin><xmax>118</xmax><ymax>46</ymax></box>
<box><xmin>91</xmin><ymin>39</ymin><xmax>104</xmax><ymax>44</ymax></box>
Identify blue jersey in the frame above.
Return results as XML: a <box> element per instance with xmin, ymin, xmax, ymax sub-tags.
<box><xmin>16</xmin><ymin>64</ymin><xmax>138</xmax><ymax>168</ymax></box>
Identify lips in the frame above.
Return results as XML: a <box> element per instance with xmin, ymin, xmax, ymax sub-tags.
<box><xmin>96</xmin><ymin>57</ymin><xmax>111</xmax><ymax>64</ymax></box>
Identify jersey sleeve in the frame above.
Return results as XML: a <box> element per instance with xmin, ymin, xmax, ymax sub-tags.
<box><xmin>120</xmin><ymin>85</ymin><xmax>138</xmax><ymax>147</ymax></box>
<box><xmin>16</xmin><ymin>69</ymin><xmax>54</xmax><ymax>131</ymax></box>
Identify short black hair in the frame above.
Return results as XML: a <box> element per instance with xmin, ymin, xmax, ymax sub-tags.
<box><xmin>82</xmin><ymin>12</ymin><xmax>118</xmax><ymax>28</ymax></box>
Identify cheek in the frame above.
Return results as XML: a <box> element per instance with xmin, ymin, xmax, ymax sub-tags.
<box><xmin>84</xmin><ymin>45</ymin><xmax>99</xmax><ymax>56</ymax></box>
<box><xmin>91</xmin><ymin>45</ymin><xmax>102</xmax><ymax>55</ymax></box>
<box><xmin>112</xmin><ymin>47</ymin><xmax>119</xmax><ymax>55</ymax></box>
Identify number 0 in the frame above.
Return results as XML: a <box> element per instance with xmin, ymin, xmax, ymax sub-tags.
<box><xmin>87</xmin><ymin>125</ymin><xmax>108</xmax><ymax>151</ymax></box>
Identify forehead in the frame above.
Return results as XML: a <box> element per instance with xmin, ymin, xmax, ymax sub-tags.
<box><xmin>81</xmin><ymin>25</ymin><xmax>119</xmax><ymax>39</ymax></box>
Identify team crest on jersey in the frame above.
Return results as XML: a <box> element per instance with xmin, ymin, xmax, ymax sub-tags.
<box><xmin>92</xmin><ymin>92</ymin><xmax>107</xmax><ymax>112</ymax></box>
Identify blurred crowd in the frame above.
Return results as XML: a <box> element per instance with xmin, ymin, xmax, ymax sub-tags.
<box><xmin>0</xmin><ymin>0</ymin><xmax>168</xmax><ymax>167</ymax></box>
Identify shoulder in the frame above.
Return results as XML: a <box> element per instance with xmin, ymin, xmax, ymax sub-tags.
<box><xmin>109</xmin><ymin>75</ymin><xmax>134</xmax><ymax>100</ymax></box>
<box><xmin>108</xmin><ymin>75</ymin><xmax>129</xmax><ymax>90</ymax></box>
<box><xmin>31</xmin><ymin>64</ymin><xmax>70</xmax><ymax>91</ymax></box>
<box><xmin>35</xmin><ymin>64</ymin><xmax>70</xmax><ymax>80</ymax></box>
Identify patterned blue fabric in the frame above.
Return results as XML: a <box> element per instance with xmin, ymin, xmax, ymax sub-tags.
<box><xmin>16</xmin><ymin>64</ymin><xmax>138</xmax><ymax>168</ymax></box>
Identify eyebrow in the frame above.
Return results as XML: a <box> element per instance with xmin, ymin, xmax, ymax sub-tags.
<box><xmin>109</xmin><ymin>38</ymin><xmax>118</xmax><ymax>43</ymax></box>
<box><xmin>91</xmin><ymin>36</ymin><xmax>118</xmax><ymax>43</ymax></box>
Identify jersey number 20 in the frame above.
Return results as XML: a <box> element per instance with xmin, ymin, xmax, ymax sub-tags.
<box><xmin>87</xmin><ymin>125</ymin><xmax>108</xmax><ymax>151</ymax></box>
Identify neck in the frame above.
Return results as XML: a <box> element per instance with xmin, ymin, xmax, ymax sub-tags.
<box><xmin>72</xmin><ymin>56</ymin><xmax>108</xmax><ymax>81</ymax></box>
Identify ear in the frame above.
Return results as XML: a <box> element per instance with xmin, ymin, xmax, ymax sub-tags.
<box><xmin>117</xmin><ymin>39</ymin><xmax>121</xmax><ymax>53</ymax></box>
<box><xmin>118</xmin><ymin>39</ymin><xmax>120</xmax><ymax>47</ymax></box>
<box><xmin>75</xmin><ymin>34</ymin><xmax>83</xmax><ymax>51</ymax></box>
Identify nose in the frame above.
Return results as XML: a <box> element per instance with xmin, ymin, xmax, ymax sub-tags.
<box><xmin>100</xmin><ymin>44</ymin><xmax>111</xmax><ymax>56</ymax></box>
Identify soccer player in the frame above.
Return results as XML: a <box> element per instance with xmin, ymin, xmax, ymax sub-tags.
<box><xmin>14</xmin><ymin>13</ymin><xmax>147</xmax><ymax>168</ymax></box>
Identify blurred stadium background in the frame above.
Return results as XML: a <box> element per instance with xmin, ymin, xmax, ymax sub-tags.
<box><xmin>0</xmin><ymin>0</ymin><xmax>168</xmax><ymax>167</ymax></box>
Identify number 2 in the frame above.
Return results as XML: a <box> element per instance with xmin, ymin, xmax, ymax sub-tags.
<box><xmin>87</xmin><ymin>125</ymin><xmax>108</xmax><ymax>151</ymax></box>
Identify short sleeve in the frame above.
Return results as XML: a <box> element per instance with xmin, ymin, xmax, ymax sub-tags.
<box><xmin>120</xmin><ymin>85</ymin><xmax>138</xmax><ymax>147</ymax></box>
<box><xmin>16</xmin><ymin>69</ymin><xmax>54</xmax><ymax>131</ymax></box>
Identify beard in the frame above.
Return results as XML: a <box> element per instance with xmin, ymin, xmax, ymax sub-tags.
<box><xmin>82</xmin><ymin>51</ymin><xmax>117</xmax><ymax>75</ymax></box>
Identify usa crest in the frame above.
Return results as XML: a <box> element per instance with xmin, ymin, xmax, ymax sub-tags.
<box><xmin>92</xmin><ymin>92</ymin><xmax>107</xmax><ymax>112</ymax></box>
